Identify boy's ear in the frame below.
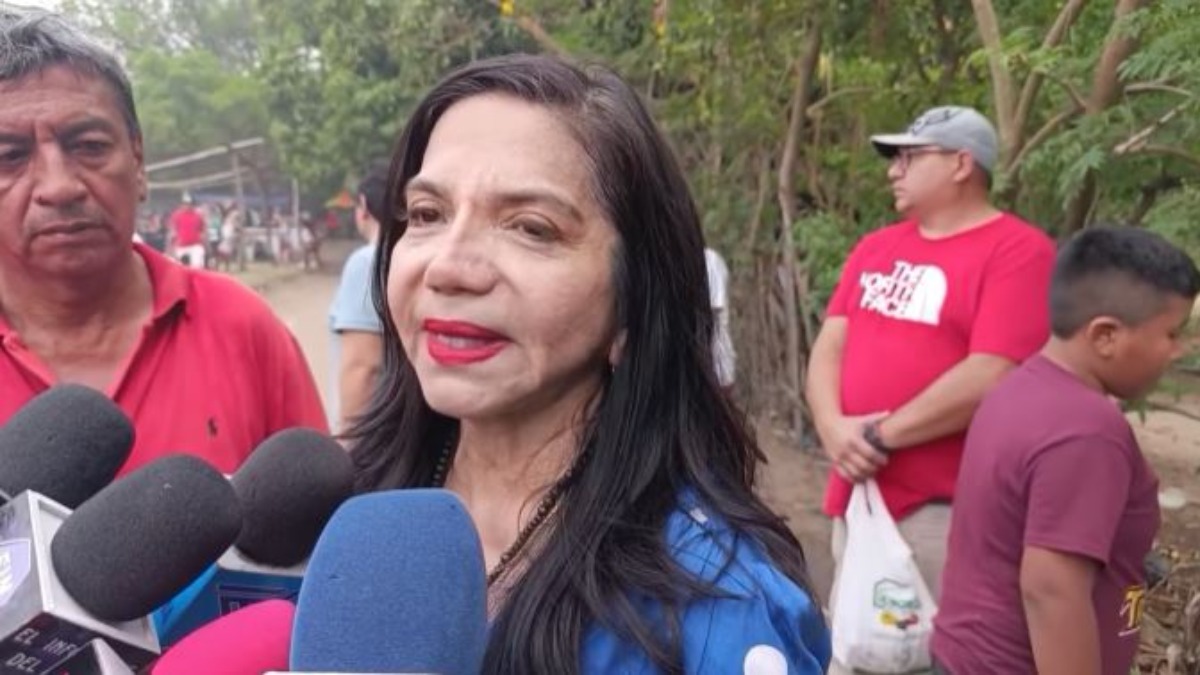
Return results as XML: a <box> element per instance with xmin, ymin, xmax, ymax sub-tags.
<box><xmin>1084</xmin><ymin>316</ymin><xmax>1124</xmax><ymax>358</ymax></box>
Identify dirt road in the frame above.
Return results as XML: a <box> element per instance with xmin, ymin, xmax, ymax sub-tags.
<box><xmin>252</xmin><ymin>251</ymin><xmax>344</xmax><ymax>424</ymax></box>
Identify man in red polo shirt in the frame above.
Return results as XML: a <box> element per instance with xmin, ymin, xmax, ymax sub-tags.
<box><xmin>168</xmin><ymin>196</ymin><xmax>205</xmax><ymax>269</ymax></box>
<box><xmin>0</xmin><ymin>7</ymin><xmax>327</xmax><ymax>476</ymax></box>
<box><xmin>805</xmin><ymin>106</ymin><xmax>1055</xmax><ymax>672</ymax></box>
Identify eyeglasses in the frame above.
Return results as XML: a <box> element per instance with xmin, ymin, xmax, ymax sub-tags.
<box><xmin>888</xmin><ymin>147</ymin><xmax>957</xmax><ymax>172</ymax></box>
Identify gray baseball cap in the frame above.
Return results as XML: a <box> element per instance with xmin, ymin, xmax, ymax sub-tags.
<box><xmin>871</xmin><ymin>106</ymin><xmax>998</xmax><ymax>173</ymax></box>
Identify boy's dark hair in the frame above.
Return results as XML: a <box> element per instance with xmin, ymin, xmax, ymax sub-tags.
<box><xmin>356</xmin><ymin>160</ymin><xmax>390</xmax><ymax>224</ymax></box>
<box><xmin>1050</xmin><ymin>224</ymin><xmax>1200</xmax><ymax>338</ymax></box>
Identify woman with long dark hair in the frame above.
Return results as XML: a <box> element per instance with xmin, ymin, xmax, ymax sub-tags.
<box><xmin>347</xmin><ymin>53</ymin><xmax>830</xmax><ymax>674</ymax></box>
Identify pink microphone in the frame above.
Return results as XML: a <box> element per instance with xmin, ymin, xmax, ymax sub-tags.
<box><xmin>151</xmin><ymin>599</ymin><xmax>295</xmax><ymax>674</ymax></box>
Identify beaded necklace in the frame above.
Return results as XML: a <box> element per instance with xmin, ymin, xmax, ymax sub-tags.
<box><xmin>430</xmin><ymin>433</ymin><xmax>582</xmax><ymax>587</ymax></box>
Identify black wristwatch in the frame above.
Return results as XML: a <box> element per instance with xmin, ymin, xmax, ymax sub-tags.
<box><xmin>862</xmin><ymin>420</ymin><xmax>892</xmax><ymax>454</ymax></box>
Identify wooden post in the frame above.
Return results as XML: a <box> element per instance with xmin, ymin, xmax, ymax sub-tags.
<box><xmin>292</xmin><ymin>177</ymin><xmax>301</xmax><ymax>232</ymax></box>
<box><xmin>231</xmin><ymin>152</ymin><xmax>248</xmax><ymax>271</ymax></box>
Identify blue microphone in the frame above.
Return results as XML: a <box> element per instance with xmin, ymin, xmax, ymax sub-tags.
<box><xmin>289</xmin><ymin>489</ymin><xmax>487</xmax><ymax>675</ymax></box>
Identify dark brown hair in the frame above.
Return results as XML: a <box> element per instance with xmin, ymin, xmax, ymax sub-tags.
<box><xmin>348</xmin><ymin>53</ymin><xmax>816</xmax><ymax>674</ymax></box>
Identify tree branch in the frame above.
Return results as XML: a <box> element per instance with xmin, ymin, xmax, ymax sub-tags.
<box><xmin>1113</xmin><ymin>99</ymin><xmax>1196</xmax><ymax>154</ymax></box>
<box><xmin>1125</xmin><ymin>81</ymin><xmax>1195</xmax><ymax>98</ymax></box>
<box><xmin>1127</xmin><ymin>174</ymin><xmax>1183</xmax><ymax>226</ymax></box>
<box><xmin>1012</xmin><ymin>0</ymin><xmax>1088</xmax><ymax>142</ymax></box>
<box><xmin>805</xmin><ymin>87</ymin><xmax>874</xmax><ymax>116</ymax></box>
<box><xmin>970</xmin><ymin>0</ymin><xmax>1016</xmax><ymax>152</ymax></box>
<box><xmin>775</xmin><ymin>19</ymin><xmax>822</xmax><ymax>436</ymax></box>
<box><xmin>743</xmin><ymin>150</ymin><xmax>773</xmax><ymax>258</ymax></box>
<box><xmin>1063</xmin><ymin>0</ymin><xmax>1150</xmax><ymax>234</ymax></box>
<box><xmin>1007</xmin><ymin>105</ymin><xmax>1082</xmax><ymax>172</ymax></box>
<box><xmin>1040</xmin><ymin>69</ymin><xmax>1090</xmax><ymax>111</ymax></box>
<box><xmin>1124</xmin><ymin>144</ymin><xmax>1200</xmax><ymax>169</ymax></box>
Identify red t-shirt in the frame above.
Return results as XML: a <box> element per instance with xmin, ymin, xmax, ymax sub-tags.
<box><xmin>932</xmin><ymin>355</ymin><xmax>1159</xmax><ymax>674</ymax></box>
<box><xmin>170</xmin><ymin>206</ymin><xmax>205</xmax><ymax>247</ymax></box>
<box><xmin>824</xmin><ymin>214</ymin><xmax>1054</xmax><ymax>519</ymax></box>
<box><xmin>0</xmin><ymin>244</ymin><xmax>329</xmax><ymax>476</ymax></box>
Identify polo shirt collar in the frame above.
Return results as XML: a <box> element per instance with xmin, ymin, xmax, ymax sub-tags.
<box><xmin>0</xmin><ymin>243</ymin><xmax>191</xmax><ymax>343</ymax></box>
<box><xmin>134</xmin><ymin>242</ymin><xmax>191</xmax><ymax>321</ymax></box>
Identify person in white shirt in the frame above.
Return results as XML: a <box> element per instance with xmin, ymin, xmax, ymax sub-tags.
<box><xmin>705</xmin><ymin>247</ymin><xmax>736</xmax><ymax>390</ymax></box>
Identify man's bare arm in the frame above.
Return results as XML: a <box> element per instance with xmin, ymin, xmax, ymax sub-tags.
<box><xmin>805</xmin><ymin>318</ymin><xmax>888</xmax><ymax>479</ymax></box>
<box><xmin>876</xmin><ymin>353</ymin><xmax>1014</xmax><ymax>449</ymax></box>
<box><xmin>805</xmin><ymin>317</ymin><xmax>847</xmax><ymax>431</ymax></box>
<box><xmin>337</xmin><ymin>330</ymin><xmax>383</xmax><ymax>433</ymax></box>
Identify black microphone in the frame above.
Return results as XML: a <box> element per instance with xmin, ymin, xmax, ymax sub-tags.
<box><xmin>51</xmin><ymin>455</ymin><xmax>243</xmax><ymax>623</ymax></box>
<box><xmin>0</xmin><ymin>455</ymin><xmax>242</xmax><ymax>673</ymax></box>
<box><xmin>0</xmin><ymin>387</ymin><xmax>146</xmax><ymax>674</ymax></box>
<box><xmin>232</xmin><ymin>428</ymin><xmax>355</xmax><ymax>567</ymax></box>
<box><xmin>0</xmin><ymin>385</ymin><xmax>133</xmax><ymax>509</ymax></box>
<box><xmin>153</xmin><ymin>429</ymin><xmax>353</xmax><ymax>647</ymax></box>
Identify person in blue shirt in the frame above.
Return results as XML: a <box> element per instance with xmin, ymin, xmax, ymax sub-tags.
<box><xmin>345</xmin><ymin>54</ymin><xmax>831</xmax><ymax>674</ymax></box>
<box><xmin>328</xmin><ymin>163</ymin><xmax>388</xmax><ymax>434</ymax></box>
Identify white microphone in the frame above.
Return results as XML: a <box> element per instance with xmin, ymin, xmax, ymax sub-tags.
<box><xmin>0</xmin><ymin>492</ymin><xmax>159</xmax><ymax>674</ymax></box>
<box><xmin>39</xmin><ymin>638</ymin><xmax>135</xmax><ymax>675</ymax></box>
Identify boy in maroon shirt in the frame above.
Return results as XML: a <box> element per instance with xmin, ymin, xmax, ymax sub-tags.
<box><xmin>932</xmin><ymin>226</ymin><xmax>1200</xmax><ymax>674</ymax></box>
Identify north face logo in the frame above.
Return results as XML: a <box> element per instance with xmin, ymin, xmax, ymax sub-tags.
<box><xmin>859</xmin><ymin>261</ymin><xmax>947</xmax><ymax>326</ymax></box>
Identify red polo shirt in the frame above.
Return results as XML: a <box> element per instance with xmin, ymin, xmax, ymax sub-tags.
<box><xmin>0</xmin><ymin>244</ymin><xmax>329</xmax><ymax>476</ymax></box>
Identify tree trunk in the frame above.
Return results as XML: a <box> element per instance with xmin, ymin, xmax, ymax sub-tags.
<box><xmin>1063</xmin><ymin>0</ymin><xmax>1149</xmax><ymax>234</ymax></box>
<box><xmin>970</xmin><ymin>0</ymin><xmax>1016</xmax><ymax>155</ymax></box>
<box><xmin>868</xmin><ymin>0</ymin><xmax>890</xmax><ymax>58</ymax></box>
<box><xmin>775</xmin><ymin>19</ymin><xmax>822</xmax><ymax>437</ymax></box>
<box><xmin>973</xmin><ymin>0</ymin><xmax>1088</xmax><ymax>205</ymax></box>
<box><xmin>1011</xmin><ymin>0</ymin><xmax>1089</xmax><ymax>150</ymax></box>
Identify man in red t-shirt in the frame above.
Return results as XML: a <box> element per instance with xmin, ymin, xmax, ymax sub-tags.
<box><xmin>0</xmin><ymin>9</ymin><xmax>327</xmax><ymax>476</ymax></box>
<box><xmin>168</xmin><ymin>197</ymin><xmax>206</xmax><ymax>269</ymax></box>
<box><xmin>805</xmin><ymin>106</ymin><xmax>1055</xmax><ymax>670</ymax></box>
<box><xmin>933</xmin><ymin>227</ymin><xmax>1199</xmax><ymax>674</ymax></box>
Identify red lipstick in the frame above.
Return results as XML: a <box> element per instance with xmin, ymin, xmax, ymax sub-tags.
<box><xmin>422</xmin><ymin>318</ymin><xmax>509</xmax><ymax>365</ymax></box>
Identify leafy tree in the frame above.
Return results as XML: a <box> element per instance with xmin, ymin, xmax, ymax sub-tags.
<box><xmin>61</xmin><ymin>0</ymin><xmax>271</xmax><ymax>165</ymax></box>
<box><xmin>64</xmin><ymin>0</ymin><xmax>1198</xmax><ymax>436</ymax></box>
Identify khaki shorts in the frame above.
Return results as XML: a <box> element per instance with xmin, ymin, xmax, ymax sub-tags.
<box><xmin>827</xmin><ymin>503</ymin><xmax>951</xmax><ymax>675</ymax></box>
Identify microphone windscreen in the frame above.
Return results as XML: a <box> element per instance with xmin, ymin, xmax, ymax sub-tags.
<box><xmin>152</xmin><ymin>599</ymin><xmax>294</xmax><ymax>675</ymax></box>
<box><xmin>290</xmin><ymin>489</ymin><xmax>487</xmax><ymax>675</ymax></box>
<box><xmin>0</xmin><ymin>384</ymin><xmax>134</xmax><ymax>508</ymax></box>
<box><xmin>51</xmin><ymin>454</ymin><xmax>243</xmax><ymax>621</ymax></box>
<box><xmin>230</xmin><ymin>428</ymin><xmax>354</xmax><ymax>566</ymax></box>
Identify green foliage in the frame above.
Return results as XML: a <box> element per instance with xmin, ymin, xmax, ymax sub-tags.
<box><xmin>130</xmin><ymin>49</ymin><xmax>268</xmax><ymax>162</ymax></box>
<box><xmin>61</xmin><ymin>0</ymin><xmax>271</xmax><ymax>164</ymax></box>
<box><xmin>254</xmin><ymin>0</ymin><xmax>535</xmax><ymax>194</ymax></box>
<box><xmin>60</xmin><ymin>0</ymin><xmax>1200</xmax><ymax>318</ymax></box>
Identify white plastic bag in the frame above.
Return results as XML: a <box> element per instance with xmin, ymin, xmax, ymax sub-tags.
<box><xmin>831</xmin><ymin>480</ymin><xmax>937</xmax><ymax>673</ymax></box>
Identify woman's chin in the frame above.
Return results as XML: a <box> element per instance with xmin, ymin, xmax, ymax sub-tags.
<box><xmin>419</xmin><ymin>385</ymin><xmax>494</xmax><ymax>421</ymax></box>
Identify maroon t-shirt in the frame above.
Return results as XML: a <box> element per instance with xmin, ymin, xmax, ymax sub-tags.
<box><xmin>932</xmin><ymin>355</ymin><xmax>1160</xmax><ymax>674</ymax></box>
